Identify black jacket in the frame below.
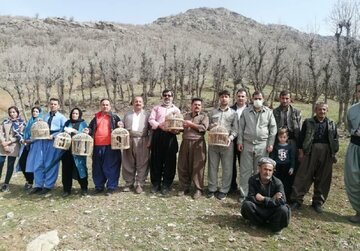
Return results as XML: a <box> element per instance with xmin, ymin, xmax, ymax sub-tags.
<box><xmin>246</xmin><ymin>174</ymin><xmax>286</xmax><ymax>208</ymax></box>
<box><xmin>88</xmin><ymin>111</ymin><xmax>121</xmax><ymax>137</ymax></box>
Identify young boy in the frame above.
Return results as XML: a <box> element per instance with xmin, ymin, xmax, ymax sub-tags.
<box><xmin>270</xmin><ymin>128</ymin><xmax>295</xmax><ymax>201</ymax></box>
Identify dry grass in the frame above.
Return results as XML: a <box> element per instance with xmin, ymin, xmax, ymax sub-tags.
<box><xmin>0</xmin><ymin>137</ymin><xmax>359</xmax><ymax>250</ymax></box>
<box><xmin>0</xmin><ymin>85</ymin><xmax>359</xmax><ymax>250</ymax></box>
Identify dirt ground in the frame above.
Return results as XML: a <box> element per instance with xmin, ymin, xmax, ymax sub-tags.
<box><xmin>0</xmin><ymin>137</ymin><xmax>359</xmax><ymax>250</ymax></box>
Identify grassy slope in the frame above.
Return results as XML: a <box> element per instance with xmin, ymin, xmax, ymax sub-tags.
<box><xmin>0</xmin><ymin>88</ymin><xmax>359</xmax><ymax>250</ymax></box>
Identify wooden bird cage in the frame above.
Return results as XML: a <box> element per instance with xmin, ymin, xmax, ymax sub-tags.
<box><xmin>111</xmin><ymin>128</ymin><xmax>130</xmax><ymax>150</ymax></box>
<box><xmin>31</xmin><ymin>121</ymin><xmax>50</xmax><ymax>140</ymax></box>
<box><xmin>208</xmin><ymin>126</ymin><xmax>229</xmax><ymax>146</ymax></box>
<box><xmin>53</xmin><ymin>132</ymin><xmax>72</xmax><ymax>150</ymax></box>
<box><xmin>72</xmin><ymin>133</ymin><xmax>94</xmax><ymax>156</ymax></box>
<box><xmin>165</xmin><ymin>112</ymin><xmax>184</xmax><ymax>130</ymax></box>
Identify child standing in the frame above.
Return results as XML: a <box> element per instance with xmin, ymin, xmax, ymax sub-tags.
<box><xmin>270</xmin><ymin>128</ymin><xmax>295</xmax><ymax>201</ymax></box>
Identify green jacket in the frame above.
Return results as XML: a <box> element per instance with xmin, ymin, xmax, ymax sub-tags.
<box><xmin>300</xmin><ymin>117</ymin><xmax>339</xmax><ymax>156</ymax></box>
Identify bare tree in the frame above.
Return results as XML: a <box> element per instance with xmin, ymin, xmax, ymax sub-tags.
<box><xmin>212</xmin><ymin>58</ymin><xmax>227</xmax><ymax>106</ymax></box>
<box><xmin>66</xmin><ymin>59</ymin><xmax>76</xmax><ymax>111</ymax></box>
<box><xmin>330</xmin><ymin>0</ymin><xmax>359</xmax><ymax>124</ymax></box>
<box><xmin>306</xmin><ymin>38</ymin><xmax>323</xmax><ymax>111</ymax></box>
<box><xmin>229</xmin><ymin>50</ymin><xmax>250</xmax><ymax>99</ymax></box>
<box><xmin>322</xmin><ymin>57</ymin><xmax>333</xmax><ymax>103</ymax></box>
<box><xmin>266</xmin><ymin>45</ymin><xmax>287</xmax><ymax>107</ymax></box>
<box><xmin>78</xmin><ymin>60</ymin><xmax>87</xmax><ymax>104</ymax></box>
<box><xmin>88</xmin><ymin>57</ymin><xmax>97</xmax><ymax>103</ymax></box>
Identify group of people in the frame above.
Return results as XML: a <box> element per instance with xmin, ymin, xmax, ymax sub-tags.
<box><xmin>0</xmin><ymin>85</ymin><xmax>359</xmax><ymax>233</ymax></box>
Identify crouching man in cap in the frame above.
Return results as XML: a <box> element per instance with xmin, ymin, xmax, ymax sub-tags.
<box><xmin>241</xmin><ymin>157</ymin><xmax>290</xmax><ymax>233</ymax></box>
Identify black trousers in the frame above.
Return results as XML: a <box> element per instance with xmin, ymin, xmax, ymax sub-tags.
<box><xmin>18</xmin><ymin>146</ymin><xmax>34</xmax><ymax>184</ymax></box>
<box><xmin>231</xmin><ymin>138</ymin><xmax>240</xmax><ymax>191</ymax></box>
<box><xmin>274</xmin><ymin>164</ymin><xmax>294</xmax><ymax>202</ymax></box>
<box><xmin>150</xmin><ymin>129</ymin><xmax>178</xmax><ymax>188</ymax></box>
<box><xmin>61</xmin><ymin>150</ymin><xmax>88</xmax><ymax>193</ymax></box>
<box><xmin>241</xmin><ymin>201</ymin><xmax>290</xmax><ymax>232</ymax></box>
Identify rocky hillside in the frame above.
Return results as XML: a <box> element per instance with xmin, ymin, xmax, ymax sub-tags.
<box><xmin>0</xmin><ymin>7</ymin><xmax>334</xmax><ymax>57</ymax></box>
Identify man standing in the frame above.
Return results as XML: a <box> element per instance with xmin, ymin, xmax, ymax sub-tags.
<box><xmin>291</xmin><ymin>102</ymin><xmax>339</xmax><ymax>213</ymax></box>
<box><xmin>272</xmin><ymin>90</ymin><xmax>301</xmax><ymax>201</ymax></box>
<box><xmin>122</xmin><ymin>96</ymin><xmax>151</xmax><ymax>194</ymax></box>
<box><xmin>84</xmin><ymin>99</ymin><xmax>122</xmax><ymax>196</ymax></box>
<box><xmin>241</xmin><ymin>157</ymin><xmax>290</xmax><ymax>234</ymax></box>
<box><xmin>237</xmin><ymin>91</ymin><xmax>277</xmax><ymax>201</ymax></box>
<box><xmin>207</xmin><ymin>90</ymin><xmax>238</xmax><ymax>200</ymax></box>
<box><xmin>230</xmin><ymin>88</ymin><xmax>248</xmax><ymax>193</ymax></box>
<box><xmin>29</xmin><ymin>98</ymin><xmax>67</xmax><ymax>195</ymax></box>
<box><xmin>344</xmin><ymin>83</ymin><xmax>360</xmax><ymax>223</ymax></box>
<box><xmin>273</xmin><ymin>90</ymin><xmax>301</xmax><ymax>148</ymax></box>
<box><xmin>177</xmin><ymin>98</ymin><xmax>209</xmax><ymax>199</ymax></box>
<box><xmin>148</xmin><ymin>89</ymin><xmax>180</xmax><ymax>195</ymax></box>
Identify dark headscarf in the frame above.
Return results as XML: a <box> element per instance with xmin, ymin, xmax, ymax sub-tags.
<box><xmin>65</xmin><ymin>107</ymin><xmax>84</xmax><ymax>132</ymax></box>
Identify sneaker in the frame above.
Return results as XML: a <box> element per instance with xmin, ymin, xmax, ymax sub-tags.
<box><xmin>122</xmin><ymin>186</ymin><xmax>131</xmax><ymax>192</ymax></box>
<box><xmin>29</xmin><ymin>187</ymin><xmax>43</xmax><ymax>194</ymax></box>
<box><xmin>24</xmin><ymin>182</ymin><xmax>33</xmax><ymax>191</ymax></box>
<box><xmin>105</xmin><ymin>188</ymin><xmax>115</xmax><ymax>196</ymax></box>
<box><xmin>1</xmin><ymin>184</ymin><xmax>9</xmax><ymax>192</ymax></box>
<box><xmin>192</xmin><ymin>190</ymin><xmax>202</xmax><ymax>200</ymax></box>
<box><xmin>81</xmin><ymin>189</ymin><xmax>89</xmax><ymax>196</ymax></box>
<box><xmin>135</xmin><ymin>185</ymin><xmax>143</xmax><ymax>194</ymax></box>
<box><xmin>151</xmin><ymin>185</ymin><xmax>160</xmax><ymax>194</ymax></box>
<box><xmin>273</xmin><ymin>230</ymin><xmax>282</xmax><ymax>235</ymax></box>
<box><xmin>312</xmin><ymin>203</ymin><xmax>323</xmax><ymax>214</ymax></box>
<box><xmin>38</xmin><ymin>188</ymin><xmax>51</xmax><ymax>195</ymax></box>
<box><xmin>216</xmin><ymin>192</ymin><xmax>227</xmax><ymax>200</ymax></box>
<box><xmin>207</xmin><ymin>191</ymin><xmax>216</xmax><ymax>199</ymax></box>
<box><xmin>290</xmin><ymin>202</ymin><xmax>301</xmax><ymax>210</ymax></box>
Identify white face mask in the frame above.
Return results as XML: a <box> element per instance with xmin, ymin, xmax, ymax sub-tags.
<box><xmin>253</xmin><ymin>100</ymin><xmax>263</xmax><ymax>108</ymax></box>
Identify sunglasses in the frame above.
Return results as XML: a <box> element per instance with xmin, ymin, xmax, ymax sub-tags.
<box><xmin>163</xmin><ymin>94</ymin><xmax>172</xmax><ymax>97</ymax></box>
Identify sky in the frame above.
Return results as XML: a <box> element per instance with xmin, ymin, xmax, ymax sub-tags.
<box><xmin>0</xmin><ymin>0</ymin><xmax>339</xmax><ymax>36</ymax></box>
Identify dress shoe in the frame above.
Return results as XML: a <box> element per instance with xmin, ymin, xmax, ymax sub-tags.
<box><xmin>151</xmin><ymin>185</ymin><xmax>160</xmax><ymax>194</ymax></box>
<box><xmin>216</xmin><ymin>192</ymin><xmax>227</xmax><ymax>200</ymax></box>
<box><xmin>93</xmin><ymin>188</ymin><xmax>104</xmax><ymax>195</ymax></box>
<box><xmin>38</xmin><ymin>188</ymin><xmax>51</xmax><ymax>195</ymax></box>
<box><xmin>29</xmin><ymin>187</ymin><xmax>42</xmax><ymax>194</ymax></box>
<box><xmin>312</xmin><ymin>203</ymin><xmax>323</xmax><ymax>214</ymax></box>
<box><xmin>161</xmin><ymin>187</ymin><xmax>170</xmax><ymax>196</ymax></box>
<box><xmin>62</xmin><ymin>192</ymin><xmax>71</xmax><ymax>197</ymax></box>
<box><xmin>349</xmin><ymin>212</ymin><xmax>360</xmax><ymax>223</ymax></box>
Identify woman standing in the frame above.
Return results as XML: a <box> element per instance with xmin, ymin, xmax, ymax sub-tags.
<box><xmin>61</xmin><ymin>108</ymin><xmax>88</xmax><ymax>196</ymax></box>
<box><xmin>0</xmin><ymin>106</ymin><xmax>26</xmax><ymax>192</ymax></box>
<box><xmin>18</xmin><ymin>106</ymin><xmax>42</xmax><ymax>190</ymax></box>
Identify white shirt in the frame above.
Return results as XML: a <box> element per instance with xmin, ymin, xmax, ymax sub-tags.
<box><xmin>236</xmin><ymin>105</ymin><xmax>246</xmax><ymax>119</ymax></box>
<box><xmin>131</xmin><ymin>112</ymin><xmax>141</xmax><ymax>132</ymax></box>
